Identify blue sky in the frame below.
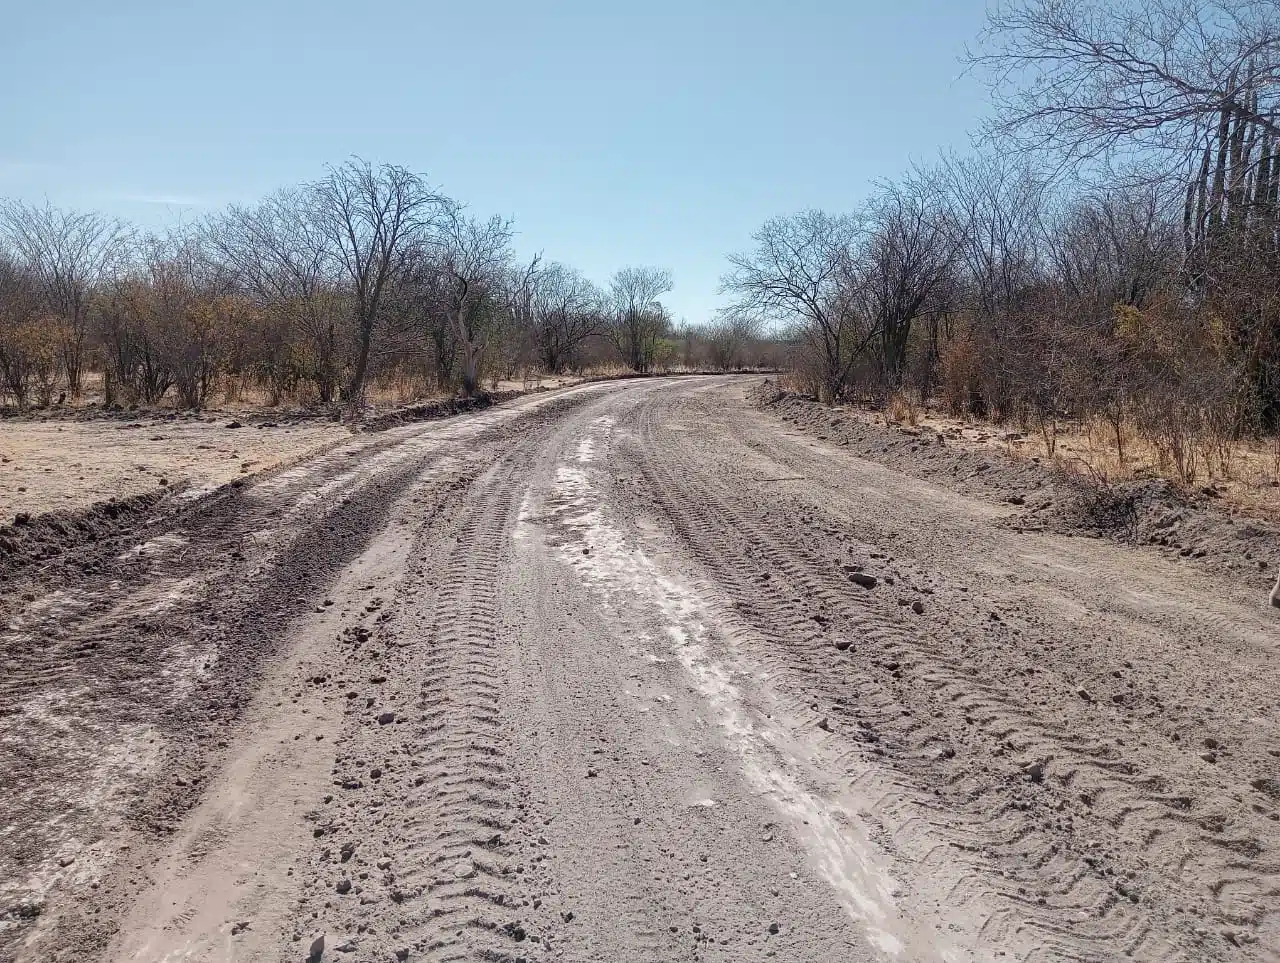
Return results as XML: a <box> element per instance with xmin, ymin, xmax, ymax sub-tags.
<box><xmin>1</xmin><ymin>0</ymin><xmax>992</xmax><ymax>323</ymax></box>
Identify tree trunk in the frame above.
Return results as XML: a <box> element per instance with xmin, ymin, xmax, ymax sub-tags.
<box><xmin>347</xmin><ymin>317</ymin><xmax>373</xmax><ymax>410</ymax></box>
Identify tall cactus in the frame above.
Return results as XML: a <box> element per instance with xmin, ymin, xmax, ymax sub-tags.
<box><xmin>1184</xmin><ymin>67</ymin><xmax>1278</xmax><ymax>265</ymax></box>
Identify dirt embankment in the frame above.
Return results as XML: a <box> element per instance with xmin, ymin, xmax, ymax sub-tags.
<box><xmin>750</xmin><ymin>381</ymin><xmax>1280</xmax><ymax>603</ymax></box>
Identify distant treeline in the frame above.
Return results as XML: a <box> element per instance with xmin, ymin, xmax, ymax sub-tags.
<box><xmin>0</xmin><ymin>160</ymin><xmax>779</xmax><ymax>413</ymax></box>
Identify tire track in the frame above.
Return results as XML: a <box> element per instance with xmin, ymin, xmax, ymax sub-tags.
<box><xmin>604</xmin><ymin>382</ymin><xmax>1278</xmax><ymax>961</ymax></box>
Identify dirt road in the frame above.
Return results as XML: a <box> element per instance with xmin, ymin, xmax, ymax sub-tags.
<box><xmin>2</xmin><ymin>377</ymin><xmax>1278</xmax><ymax>963</ymax></box>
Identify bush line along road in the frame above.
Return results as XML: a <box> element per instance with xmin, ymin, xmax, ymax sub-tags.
<box><xmin>1</xmin><ymin>376</ymin><xmax>1278</xmax><ymax>963</ymax></box>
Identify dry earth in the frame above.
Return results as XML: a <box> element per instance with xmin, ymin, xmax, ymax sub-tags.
<box><xmin>0</xmin><ymin>417</ymin><xmax>350</xmax><ymax>520</ymax></box>
<box><xmin>1</xmin><ymin>376</ymin><xmax>1278</xmax><ymax>963</ymax></box>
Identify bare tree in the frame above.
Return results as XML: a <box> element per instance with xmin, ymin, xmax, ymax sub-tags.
<box><xmin>608</xmin><ymin>266</ymin><xmax>673</xmax><ymax>373</ymax></box>
<box><xmin>96</xmin><ymin>237</ymin><xmax>178</xmax><ymax>406</ymax></box>
<box><xmin>702</xmin><ymin>312</ymin><xmax>763</xmax><ymax>371</ymax></box>
<box><xmin>969</xmin><ymin>0</ymin><xmax>1280</xmax><ymax>167</ymax></box>
<box><xmin>211</xmin><ymin>189</ymin><xmax>346</xmax><ymax>403</ymax></box>
<box><xmin>310</xmin><ymin>159</ymin><xmax>442</xmax><ymax>408</ymax></box>
<box><xmin>438</xmin><ymin>207</ymin><xmax>514</xmax><ymax>396</ymax></box>
<box><xmin>722</xmin><ymin>211</ymin><xmax>873</xmax><ymax>400</ymax></box>
<box><xmin>0</xmin><ymin>201</ymin><xmax>128</xmax><ymax>394</ymax></box>
<box><xmin>1047</xmin><ymin>186</ymin><xmax>1181</xmax><ymax>318</ymax></box>
<box><xmin>938</xmin><ymin>152</ymin><xmax>1048</xmax><ymax>418</ymax></box>
<box><xmin>527</xmin><ymin>262</ymin><xmax>604</xmax><ymax>373</ymax></box>
<box><xmin>396</xmin><ymin>246</ymin><xmax>459</xmax><ymax>392</ymax></box>
<box><xmin>855</xmin><ymin>173</ymin><xmax>959</xmax><ymax>388</ymax></box>
<box><xmin>0</xmin><ymin>254</ymin><xmax>44</xmax><ymax>408</ymax></box>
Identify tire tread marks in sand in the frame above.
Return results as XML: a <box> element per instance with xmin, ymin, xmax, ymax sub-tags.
<box><xmin>0</xmin><ymin>398</ymin><xmax>596</xmax><ymax>960</ymax></box>
<box><xmin>0</xmin><ymin>439</ymin><xmax>453</xmax><ymax>961</ymax></box>
<box><xmin>610</xmin><ymin>388</ymin><xmax>1276</xmax><ymax>962</ymax></box>
<box><xmin>293</xmin><ymin>458</ymin><xmax>532</xmax><ymax>963</ymax></box>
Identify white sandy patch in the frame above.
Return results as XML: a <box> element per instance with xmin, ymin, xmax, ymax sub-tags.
<box><xmin>540</xmin><ymin>416</ymin><xmax>917</xmax><ymax>958</ymax></box>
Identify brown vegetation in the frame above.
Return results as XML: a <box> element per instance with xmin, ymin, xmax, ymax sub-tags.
<box><xmin>0</xmin><ymin>161</ymin><xmax>778</xmax><ymax>419</ymax></box>
<box><xmin>725</xmin><ymin>0</ymin><xmax>1280</xmax><ymax>499</ymax></box>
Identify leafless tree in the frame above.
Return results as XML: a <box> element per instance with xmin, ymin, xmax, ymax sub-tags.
<box><xmin>0</xmin><ymin>201</ymin><xmax>129</xmax><ymax>394</ymax></box>
<box><xmin>969</xmin><ymin>0</ymin><xmax>1280</xmax><ymax>169</ymax></box>
<box><xmin>310</xmin><ymin>159</ymin><xmax>443</xmax><ymax>408</ymax></box>
<box><xmin>0</xmin><ymin>254</ymin><xmax>44</xmax><ymax>408</ymax></box>
<box><xmin>96</xmin><ymin>236</ymin><xmax>178</xmax><ymax>406</ymax></box>
<box><xmin>722</xmin><ymin>211</ymin><xmax>874</xmax><ymax>400</ymax></box>
<box><xmin>526</xmin><ymin>262</ymin><xmax>605</xmax><ymax>373</ymax></box>
<box><xmin>396</xmin><ymin>246</ymin><xmax>459</xmax><ymax>392</ymax></box>
<box><xmin>702</xmin><ymin>312</ymin><xmax>764</xmax><ymax>370</ymax></box>
<box><xmin>607</xmin><ymin>266</ymin><xmax>672</xmax><ymax>373</ymax></box>
<box><xmin>211</xmin><ymin>189</ymin><xmax>346</xmax><ymax>403</ymax></box>
<box><xmin>936</xmin><ymin>152</ymin><xmax>1049</xmax><ymax>418</ymax></box>
<box><xmin>940</xmin><ymin>153</ymin><xmax>1046</xmax><ymax>323</ymax></box>
<box><xmin>855</xmin><ymin>172</ymin><xmax>959</xmax><ymax>388</ymax></box>
<box><xmin>438</xmin><ymin>207</ymin><xmax>514</xmax><ymax>396</ymax></box>
<box><xmin>1047</xmin><ymin>186</ymin><xmax>1182</xmax><ymax>319</ymax></box>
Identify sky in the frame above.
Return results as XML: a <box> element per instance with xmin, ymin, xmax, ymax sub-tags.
<box><xmin>1</xmin><ymin>0</ymin><xmax>994</xmax><ymax>323</ymax></box>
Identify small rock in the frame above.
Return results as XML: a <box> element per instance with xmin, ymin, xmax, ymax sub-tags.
<box><xmin>377</xmin><ymin>712</ymin><xmax>396</xmax><ymax>725</ymax></box>
<box><xmin>231</xmin><ymin>920</ymin><xmax>250</xmax><ymax>935</ymax></box>
<box><xmin>1203</xmin><ymin>736</ymin><xmax>1219</xmax><ymax>749</ymax></box>
<box><xmin>768</xmin><ymin>922</ymin><xmax>781</xmax><ymax>935</ymax></box>
<box><xmin>910</xmin><ymin>600</ymin><xmax>924</xmax><ymax>615</ymax></box>
<box><xmin>1025</xmin><ymin>761</ymin><xmax>1045</xmax><ymax>784</ymax></box>
<box><xmin>1076</xmin><ymin>687</ymin><xmax>1093</xmax><ymax>703</ymax></box>
<box><xmin>334</xmin><ymin>940</ymin><xmax>357</xmax><ymax>954</ymax></box>
<box><xmin>453</xmin><ymin>860</ymin><xmax>476</xmax><ymax>879</ymax></box>
<box><xmin>848</xmin><ymin>572</ymin><xmax>878</xmax><ymax>589</ymax></box>
<box><xmin>831</xmin><ymin>638</ymin><xmax>852</xmax><ymax>651</ymax></box>
<box><xmin>1006</xmin><ymin>495</ymin><xmax>1026</xmax><ymax>505</ymax></box>
<box><xmin>308</xmin><ymin>934</ymin><xmax>325</xmax><ymax>961</ymax></box>
<box><xmin>395</xmin><ymin>950</ymin><xmax>410</xmax><ymax>961</ymax></box>
<box><xmin>817</xmin><ymin>717</ymin><xmax>831</xmax><ymax>732</ymax></box>
<box><xmin>227</xmin><ymin>421</ymin><xmax>243</xmax><ymax>429</ymax></box>
<box><xmin>336</xmin><ymin>879</ymin><xmax>352</xmax><ymax>894</ymax></box>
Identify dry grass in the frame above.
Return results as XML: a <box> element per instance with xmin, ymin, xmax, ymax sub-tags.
<box><xmin>836</xmin><ymin>401</ymin><xmax>1280</xmax><ymax>525</ymax></box>
<box><xmin>885</xmin><ymin>390</ymin><xmax>922</xmax><ymax>428</ymax></box>
<box><xmin>11</xmin><ymin>369</ymin><xmax>609</xmax><ymax>419</ymax></box>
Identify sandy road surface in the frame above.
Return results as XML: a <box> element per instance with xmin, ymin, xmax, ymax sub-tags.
<box><xmin>2</xmin><ymin>377</ymin><xmax>1278</xmax><ymax>963</ymax></box>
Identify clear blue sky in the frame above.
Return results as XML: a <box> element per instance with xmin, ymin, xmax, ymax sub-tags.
<box><xmin>1</xmin><ymin>0</ymin><xmax>992</xmax><ymax>323</ymax></box>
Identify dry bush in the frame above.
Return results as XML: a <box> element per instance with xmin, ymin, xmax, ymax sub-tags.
<box><xmin>780</xmin><ymin>344</ymin><xmax>830</xmax><ymax>400</ymax></box>
<box><xmin>938</xmin><ymin>334</ymin><xmax>981</xmax><ymax>416</ymax></box>
<box><xmin>0</xmin><ymin>318</ymin><xmax>61</xmax><ymax>408</ymax></box>
<box><xmin>885</xmin><ymin>388</ymin><xmax>921</xmax><ymax>426</ymax></box>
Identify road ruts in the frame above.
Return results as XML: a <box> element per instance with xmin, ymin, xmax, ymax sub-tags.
<box><xmin>7</xmin><ymin>376</ymin><xmax>1278</xmax><ymax>963</ymax></box>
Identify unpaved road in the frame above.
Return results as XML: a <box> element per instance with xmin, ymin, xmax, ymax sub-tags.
<box><xmin>2</xmin><ymin>377</ymin><xmax>1278</xmax><ymax>963</ymax></box>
